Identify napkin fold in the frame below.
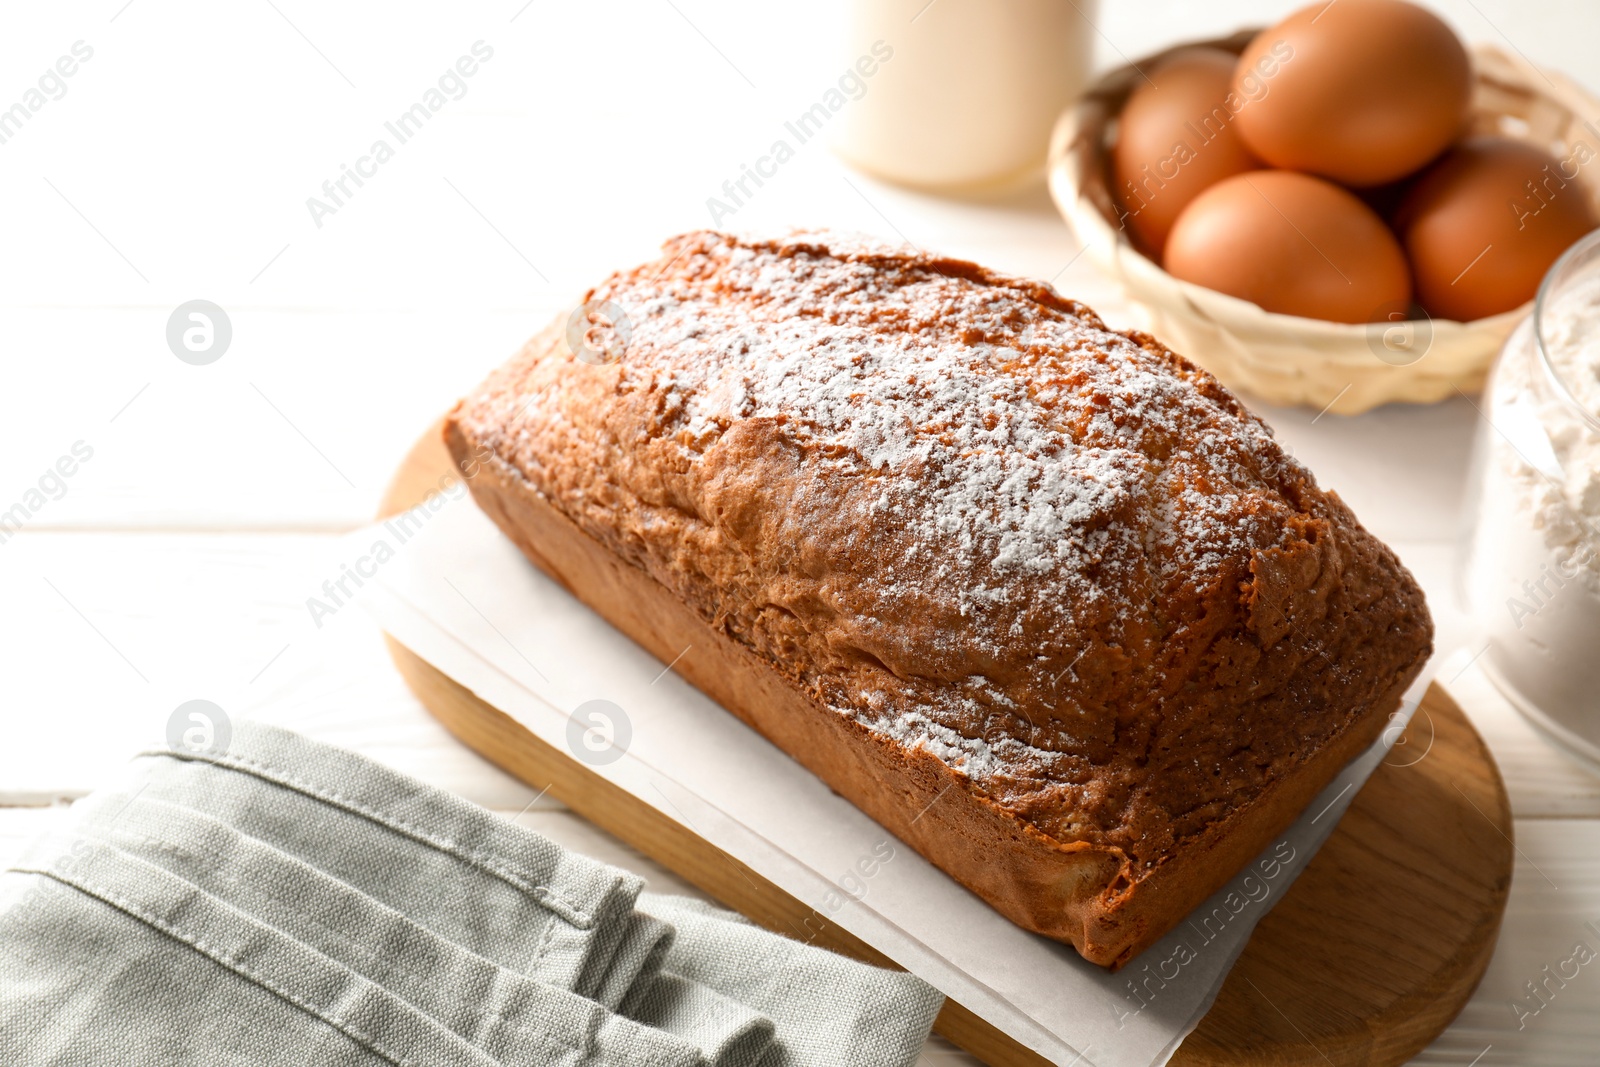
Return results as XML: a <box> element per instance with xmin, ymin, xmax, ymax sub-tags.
<box><xmin>0</xmin><ymin>720</ymin><xmax>943</xmax><ymax>1067</ymax></box>
<box><xmin>641</xmin><ymin>894</ymin><xmax>945</xmax><ymax>1067</ymax></box>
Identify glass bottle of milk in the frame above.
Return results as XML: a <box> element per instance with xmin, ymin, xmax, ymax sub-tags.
<box><xmin>831</xmin><ymin>0</ymin><xmax>1096</xmax><ymax>191</ymax></box>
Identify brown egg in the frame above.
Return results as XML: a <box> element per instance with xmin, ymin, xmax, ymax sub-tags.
<box><xmin>1110</xmin><ymin>47</ymin><xmax>1262</xmax><ymax>259</ymax></box>
<box><xmin>1233</xmin><ymin>0</ymin><xmax>1471</xmax><ymax>187</ymax></box>
<box><xmin>1165</xmin><ymin>170</ymin><xmax>1412</xmax><ymax>323</ymax></box>
<box><xmin>1394</xmin><ymin>136</ymin><xmax>1599</xmax><ymax>321</ymax></box>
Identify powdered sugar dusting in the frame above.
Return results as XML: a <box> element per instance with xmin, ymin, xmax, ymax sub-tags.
<box><xmin>545</xmin><ymin>231</ymin><xmax>1306</xmax><ymax>788</ymax></box>
<box><xmin>472</xmin><ymin>230</ymin><xmax>1336</xmax><ymax>821</ymax></box>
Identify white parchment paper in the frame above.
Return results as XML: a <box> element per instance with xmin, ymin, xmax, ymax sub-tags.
<box><xmin>334</xmin><ymin>493</ymin><xmax>1428</xmax><ymax>1067</ymax></box>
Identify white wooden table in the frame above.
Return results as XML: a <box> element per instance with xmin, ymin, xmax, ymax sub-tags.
<box><xmin>2</xmin><ymin>2</ymin><xmax>1597</xmax><ymax>1063</ymax></box>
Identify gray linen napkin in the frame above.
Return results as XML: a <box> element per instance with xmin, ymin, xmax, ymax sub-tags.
<box><xmin>1</xmin><ymin>719</ymin><xmax>944</xmax><ymax>1067</ymax></box>
<box><xmin>623</xmin><ymin>971</ymin><xmax>782</xmax><ymax>1066</ymax></box>
<box><xmin>116</xmin><ymin>724</ymin><xmax>777</xmax><ymax>1063</ymax></box>
<box><xmin>126</xmin><ymin>722</ymin><xmax>664</xmax><ymax>1007</ymax></box>
<box><xmin>62</xmin><ymin>793</ymin><xmax>722</xmax><ymax>1067</ymax></box>
<box><xmin>640</xmin><ymin>894</ymin><xmax>946</xmax><ymax>1067</ymax></box>
<box><xmin>0</xmin><ymin>843</ymin><xmax>503</xmax><ymax>1067</ymax></box>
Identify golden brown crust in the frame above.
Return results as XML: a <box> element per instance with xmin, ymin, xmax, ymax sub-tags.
<box><xmin>447</xmin><ymin>231</ymin><xmax>1433</xmax><ymax>966</ymax></box>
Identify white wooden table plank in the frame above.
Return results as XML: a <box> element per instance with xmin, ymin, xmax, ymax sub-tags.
<box><xmin>1443</xmin><ymin>658</ymin><xmax>1600</xmax><ymax>820</ymax></box>
<box><xmin>0</xmin><ymin>530</ymin><xmax>540</xmax><ymax>808</ymax></box>
<box><xmin>0</xmin><ymin>308</ymin><xmax>537</xmax><ymax>531</ymax></box>
<box><xmin>1410</xmin><ymin>819</ymin><xmax>1600</xmax><ymax>1065</ymax></box>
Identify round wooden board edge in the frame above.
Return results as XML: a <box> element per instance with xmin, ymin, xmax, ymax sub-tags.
<box><xmin>381</xmin><ymin>418</ymin><xmax>1514</xmax><ymax>1067</ymax></box>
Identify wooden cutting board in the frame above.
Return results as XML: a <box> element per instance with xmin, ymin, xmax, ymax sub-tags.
<box><xmin>380</xmin><ymin>421</ymin><xmax>1512</xmax><ymax>1067</ymax></box>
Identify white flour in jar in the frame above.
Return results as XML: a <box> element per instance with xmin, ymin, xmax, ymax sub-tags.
<box><xmin>1470</xmin><ymin>275</ymin><xmax>1600</xmax><ymax>764</ymax></box>
<box><xmin>1499</xmin><ymin>280</ymin><xmax>1600</xmax><ymax>595</ymax></box>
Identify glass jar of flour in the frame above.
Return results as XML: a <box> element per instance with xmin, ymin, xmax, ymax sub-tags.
<box><xmin>1464</xmin><ymin>229</ymin><xmax>1600</xmax><ymax>773</ymax></box>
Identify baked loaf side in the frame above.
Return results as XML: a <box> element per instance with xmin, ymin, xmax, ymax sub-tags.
<box><xmin>448</xmin><ymin>230</ymin><xmax>1433</xmax><ymax>966</ymax></box>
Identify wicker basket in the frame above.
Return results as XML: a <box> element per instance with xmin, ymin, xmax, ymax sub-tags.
<box><xmin>1048</xmin><ymin>32</ymin><xmax>1600</xmax><ymax>415</ymax></box>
